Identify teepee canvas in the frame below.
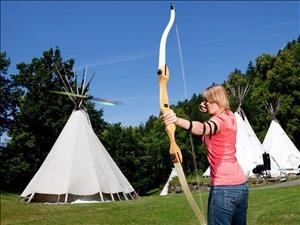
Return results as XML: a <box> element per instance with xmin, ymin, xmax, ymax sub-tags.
<box><xmin>21</xmin><ymin>67</ymin><xmax>137</xmax><ymax>203</ymax></box>
<box><xmin>263</xmin><ymin>120</ymin><xmax>300</xmax><ymax>170</ymax></box>
<box><xmin>234</xmin><ymin>110</ymin><xmax>265</xmax><ymax>176</ymax></box>
<box><xmin>235</xmin><ymin>109</ymin><xmax>280</xmax><ymax>177</ymax></box>
<box><xmin>263</xmin><ymin>100</ymin><xmax>300</xmax><ymax>172</ymax></box>
<box><xmin>160</xmin><ymin>167</ymin><xmax>178</xmax><ymax>196</ymax></box>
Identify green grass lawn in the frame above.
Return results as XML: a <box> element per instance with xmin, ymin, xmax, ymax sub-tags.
<box><xmin>1</xmin><ymin>185</ymin><xmax>300</xmax><ymax>225</ymax></box>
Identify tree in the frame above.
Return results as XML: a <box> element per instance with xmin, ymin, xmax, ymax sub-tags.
<box><xmin>0</xmin><ymin>52</ymin><xmax>20</xmax><ymax>137</ymax></box>
<box><xmin>225</xmin><ymin>37</ymin><xmax>300</xmax><ymax>148</ymax></box>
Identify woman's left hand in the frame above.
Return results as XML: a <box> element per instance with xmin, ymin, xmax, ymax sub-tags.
<box><xmin>161</xmin><ymin>111</ymin><xmax>178</xmax><ymax>126</ymax></box>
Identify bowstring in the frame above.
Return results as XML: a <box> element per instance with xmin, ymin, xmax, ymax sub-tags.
<box><xmin>175</xmin><ymin>23</ymin><xmax>207</xmax><ymax>223</ymax></box>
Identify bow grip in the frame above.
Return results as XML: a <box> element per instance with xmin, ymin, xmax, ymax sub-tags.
<box><xmin>162</xmin><ymin>108</ymin><xmax>183</xmax><ymax>164</ymax></box>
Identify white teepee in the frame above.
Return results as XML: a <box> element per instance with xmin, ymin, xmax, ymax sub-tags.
<box><xmin>263</xmin><ymin>100</ymin><xmax>300</xmax><ymax>172</ymax></box>
<box><xmin>235</xmin><ymin>110</ymin><xmax>280</xmax><ymax>177</ymax></box>
<box><xmin>160</xmin><ymin>167</ymin><xmax>178</xmax><ymax>196</ymax></box>
<box><xmin>234</xmin><ymin>111</ymin><xmax>265</xmax><ymax>176</ymax></box>
<box><xmin>21</xmin><ymin>67</ymin><xmax>137</xmax><ymax>203</ymax></box>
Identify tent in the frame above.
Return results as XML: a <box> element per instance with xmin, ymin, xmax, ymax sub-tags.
<box><xmin>20</xmin><ymin>67</ymin><xmax>138</xmax><ymax>203</ymax></box>
<box><xmin>160</xmin><ymin>167</ymin><xmax>178</xmax><ymax>196</ymax></box>
<box><xmin>203</xmin><ymin>85</ymin><xmax>280</xmax><ymax>177</ymax></box>
<box><xmin>263</xmin><ymin>100</ymin><xmax>300</xmax><ymax>172</ymax></box>
<box><xmin>235</xmin><ymin>109</ymin><xmax>280</xmax><ymax>177</ymax></box>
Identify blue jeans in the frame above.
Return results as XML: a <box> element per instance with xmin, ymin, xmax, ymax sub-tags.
<box><xmin>208</xmin><ymin>183</ymin><xmax>249</xmax><ymax>225</ymax></box>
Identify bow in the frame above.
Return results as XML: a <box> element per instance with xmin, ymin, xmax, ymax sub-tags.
<box><xmin>157</xmin><ymin>4</ymin><xmax>206</xmax><ymax>225</ymax></box>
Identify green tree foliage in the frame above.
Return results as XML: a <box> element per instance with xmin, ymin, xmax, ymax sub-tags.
<box><xmin>227</xmin><ymin>37</ymin><xmax>300</xmax><ymax>148</ymax></box>
<box><xmin>175</xmin><ymin>95</ymin><xmax>210</xmax><ymax>172</ymax></box>
<box><xmin>0</xmin><ymin>52</ymin><xmax>21</xmax><ymax>136</ymax></box>
<box><xmin>99</xmin><ymin>118</ymin><xmax>171</xmax><ymax>195</ymax></box>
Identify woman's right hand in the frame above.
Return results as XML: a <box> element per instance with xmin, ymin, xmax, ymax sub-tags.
<box><xmin>199</xmin><ymin>101</ymin><xmax>208</xmax><ymax>112</ymax></box>
<box><xmin>161</xmin><ymin>111</ymin><xmax>178</xmax><ymax>126</ymax></box>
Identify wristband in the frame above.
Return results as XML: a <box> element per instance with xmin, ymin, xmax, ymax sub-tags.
<box><xmin>188</xmin><ymin>120</ymin><xmax>193</xmax><ymax>133</ymax></box>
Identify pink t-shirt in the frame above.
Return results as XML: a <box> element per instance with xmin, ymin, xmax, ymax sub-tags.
<box><xmin>203</xmin><ymin>110</ymin><xmax>247</xmax><ymax>186</ymax></box>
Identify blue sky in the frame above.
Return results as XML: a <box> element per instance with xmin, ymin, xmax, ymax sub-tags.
<box><xmin>1</xmin><ymin>1</ymin><xmax>299</xmax><ymax>126</ymax></box>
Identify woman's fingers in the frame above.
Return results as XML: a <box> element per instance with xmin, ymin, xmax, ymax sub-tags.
<box><xmin>161</xmin><ymin>112</ymin><xmax>177</xmax><ymax>125</ymax></box>
<box><xmin>199</xmin><ymin>102</ymin><xmax>207</xmax><ymax>112</ymax></box>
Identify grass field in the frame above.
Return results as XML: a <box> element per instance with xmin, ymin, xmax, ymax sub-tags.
<box><xmin>1</xmin><ymin>185</ymin><xmax>300</xmax><ymax>225</ymax></box>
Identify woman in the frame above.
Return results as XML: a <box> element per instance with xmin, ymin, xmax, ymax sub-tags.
<box><xmin>162</xmin><ymin>84</ymin><xmax>248</xmax><ymax>225</ymax></box>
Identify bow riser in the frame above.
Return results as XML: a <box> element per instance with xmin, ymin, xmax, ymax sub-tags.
<box><xmin>158</xmin><ymin>65</ymin><xmax>183</xmax><ymax>163</ymax></box>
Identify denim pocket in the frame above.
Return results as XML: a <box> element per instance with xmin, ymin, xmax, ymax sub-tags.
<box><xmin>224</xmin><ymin>191</ymin><xmax>241</xmax><ymax>210</ymax></box>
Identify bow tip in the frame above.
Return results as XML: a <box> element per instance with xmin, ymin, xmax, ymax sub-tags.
<box><xmin>170</xmin><ymin>2</ymin><xmax>174</xmax><ymax>10</ymax></box>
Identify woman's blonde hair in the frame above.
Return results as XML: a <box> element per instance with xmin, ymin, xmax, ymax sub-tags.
<box><xmin>202</xmin><ymin>84</ymin><xmax>230</xmax><ymax>111</ymax></box>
